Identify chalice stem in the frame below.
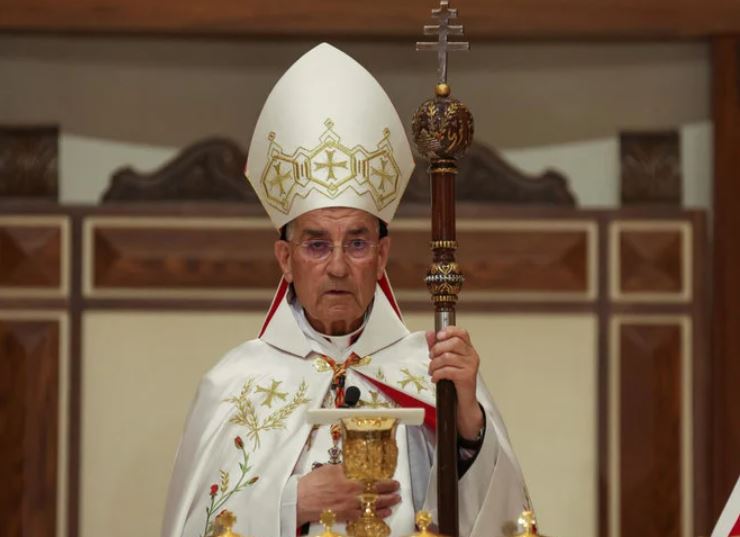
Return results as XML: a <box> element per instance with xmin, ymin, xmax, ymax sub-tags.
<box><xmin>347</xmin><ymin>491</ymin><xmax>390</xmax><ymax>537</ymax></box>
<box><xmin>360</xmin><ymin>492</ymin><xmax>377</xmax><ymax>518</ymax></box>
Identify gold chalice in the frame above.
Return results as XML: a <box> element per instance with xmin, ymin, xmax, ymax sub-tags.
<box><xmin>341</xmin><ymin>416</ymin><xmax>399</xmax><ymax>537</ymax></box>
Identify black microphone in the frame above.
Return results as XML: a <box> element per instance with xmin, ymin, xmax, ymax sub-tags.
<box><xmin>343</xmin><ymin>386</ymin><xmax>361</xmax><ymax>408</ymax></box>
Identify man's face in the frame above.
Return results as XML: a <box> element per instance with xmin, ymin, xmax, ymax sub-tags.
<box><xmin>274</xmin><ymin>207</ymin><xmax>390</xmax><ymax>335</ymax></box>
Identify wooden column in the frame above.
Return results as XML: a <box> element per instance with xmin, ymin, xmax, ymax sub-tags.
<box><xmin>711</xmin><ymin>35</ymin><xmax>740</xmax><ymax>523</ymax></box>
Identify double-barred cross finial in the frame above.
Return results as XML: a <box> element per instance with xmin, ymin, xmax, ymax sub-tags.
<box><xmin>416</xmin><ymin>0</ymin><xmax>469</xmax><ymax>85</ymax></box>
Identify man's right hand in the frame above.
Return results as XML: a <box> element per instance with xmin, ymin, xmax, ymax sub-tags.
<box><xmin>296</xmin><ymin>464</ymin><xmax>401</xmax><ymax>526</ymax></box>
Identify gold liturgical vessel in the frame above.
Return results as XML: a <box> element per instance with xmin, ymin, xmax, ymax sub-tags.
<box><xmin>209</xmin><ymin>510</ymin><xmax>244</xmax><ymax>537</ymax></box>
<box><xmin>514</xmin><ymin>510</ymin><xmax>549</xmax><ymax>537</ymax></box>
<box><xmin>341</xmin><ymin>416</ymin><xmax>399</xmax><ymax>537</ymax></box>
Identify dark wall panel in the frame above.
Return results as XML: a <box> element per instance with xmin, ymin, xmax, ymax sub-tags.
<box><xmin>0</xmin><ymin>319</ymin><xmax>59</xmax><ymax>537</ymax></box>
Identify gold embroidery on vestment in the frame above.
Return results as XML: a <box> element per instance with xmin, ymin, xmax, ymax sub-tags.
<box><xmin>260</xmin><ymin>118</ymin><xmax>401</xmax><ymax>214</ymax></box>
<box><xmin>255</xmin><ymin>379</ymin><xmax>288</xmax><ymax>408</ymax></box>
<box><xmin>226</xmin><ymin>378</ymin><xmax>311</xmax><ymax>449</ymax></box>
<box><xmin>376</xmin><ymin>367</ymin><xmax>387</xmax><ymax>382</ymax></box>
<box><xmin>313</xmin><ymin>357</ymin><xmax>333</xmax><ymax>373</ymax></box>
<box><xmin>398</xmin><ymin>368</ymin><xmax>430</xmax><ymax>394</ymax></box>
<box><xmin>359</xmin><ymin>390</ymin><xmax>395</xmax><ymax>409</ymax></box>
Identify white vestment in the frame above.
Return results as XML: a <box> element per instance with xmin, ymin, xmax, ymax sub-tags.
<box><xmin>161</xmin><ymin>282</ymin><xmax>530</xmax><ymax>537</ymax></box>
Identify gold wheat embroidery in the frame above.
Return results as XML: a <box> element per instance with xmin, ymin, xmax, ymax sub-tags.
<box><xmin>226</xmin><ymin>378</ymin><xmax>311</xmax><ymax>449</ymax></box>
<box><xmin>398</xmin><ymin>368</ymin><xmax>430</xmax><ymax>394</ymax></box>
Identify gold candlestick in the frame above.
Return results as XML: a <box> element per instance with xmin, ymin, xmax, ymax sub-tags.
<box><xmin>407</xmin><ymin>511</ymin><xmax>442</xmax><ymax>537</ymax></box>
<box><xmin>313</xmin><ymin>510</ymin><xmax>345</xmax><ymax>537</ymax></box>
<box><xmin>514</xmin><ymin>510</ymin><xmax>551</xmax><ymax>537</ymax></box>
<box><xmin>209</xmin><ymin>510</ymin><xmax>244</xmax><ymax>537</ymax></box>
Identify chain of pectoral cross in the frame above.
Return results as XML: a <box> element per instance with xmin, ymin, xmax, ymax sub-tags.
<box><xmin>319</xmin><ymin>353</ymin><xmax>363</xmax><ymax>408</ymax></box>
<box><xmin>416</xmin><ymin>0</ymin><xmax>469</xmax><ymax>85</ymax></box>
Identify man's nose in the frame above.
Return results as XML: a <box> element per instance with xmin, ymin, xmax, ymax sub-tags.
<box><xmin>326</xmin><ymin>245</ymin><xmax>350</xmax><ymax>277</ymax></box>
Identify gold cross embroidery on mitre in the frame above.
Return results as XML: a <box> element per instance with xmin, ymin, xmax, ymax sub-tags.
<box><xmin>314</xmin><ymin>149</ymin><xmax>348</xmax><ymax>181</ymax></box>
<box><xmin>259</xmin><ymin>119</ymin><xmax>401</xmax><ymax>214</ymax></box>
<box><xmin>370</xmin><ymin>158</ymin><xmax>394</xmax><ymax>192</ymax></box>
<box><xmin>268</xmin><ymin>162</ymin><xmax>293</xmax><ymax>195</ymax></box>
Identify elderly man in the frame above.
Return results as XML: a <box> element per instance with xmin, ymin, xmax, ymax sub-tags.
<box><xmin>162</xmin><ymin>43</ymin><xmax>528</xmax><ymax>537</ymax></box>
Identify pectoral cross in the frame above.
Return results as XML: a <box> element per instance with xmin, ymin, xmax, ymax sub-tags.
<box><xmin>416</xmin><ymin>0</ymin><xmax>469</xmax><ymax>85</ymax></box>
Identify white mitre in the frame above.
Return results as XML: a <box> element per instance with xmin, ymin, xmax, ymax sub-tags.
<box><xmin>245</xmin><ymin>43</ymin><xmax>415</xmax><ymax>229</ymax></box>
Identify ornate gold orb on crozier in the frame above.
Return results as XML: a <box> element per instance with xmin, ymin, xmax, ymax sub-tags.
<box><xmin>411</xmin><ymin>85</ymin><xmax>474</xmax><ymax>162</ymax></box>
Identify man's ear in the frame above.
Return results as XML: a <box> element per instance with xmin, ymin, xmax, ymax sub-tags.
<box><xmin>274</xmin><ymin>241</ymin><xmax>293</xmax><ymax>283</ymax></box>
<box><xmin>376</xmin><ymin>236</ymin><xmax>391</xmax><ymax>280</ymax></box>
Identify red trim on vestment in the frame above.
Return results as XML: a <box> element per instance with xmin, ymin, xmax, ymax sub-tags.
<box><xmin>357</xmin><ymin>371</ymin><xmax>436</xmax><ymax>431</ymax></box>
<box><xmin>378</xmin><ymin>273</ymin><xmax>402</xmax><ymax>320</ymax></box>
<box><xmin>260</xmin><ymin>275</ymin><xmax>402</xmax><ymax>337</ymax></box>
<box><xmin>259</xmin><ymin>277</ymin><xmax>289</xmax><ymax>337</ymax></box>
<box><xmin>730</xmin><ymin>515</ymin><xmax>740</xmax><ymax>536</ymax></box>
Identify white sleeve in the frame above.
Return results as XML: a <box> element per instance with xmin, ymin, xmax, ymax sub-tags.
<box><xmin>280</xmin><ymin>474</ymin><xmax>300</xmax><ymax>537</ymax></box>
<box><xmin>422</xmin><ymin>378</ymin><xmax>530</xmax><ymax>537</ymax></box>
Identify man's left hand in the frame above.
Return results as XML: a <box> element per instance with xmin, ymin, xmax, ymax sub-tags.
<box><xmin>426</xmin><ymin>327</ymin><xmax>485</xmax><ymax>441</ymax></box>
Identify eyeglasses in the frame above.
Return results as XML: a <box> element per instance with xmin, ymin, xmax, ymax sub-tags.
<box><xmin>292</xmin><ymin>239</ymin><xmax>378</xmax><ymax>261</ymax></box>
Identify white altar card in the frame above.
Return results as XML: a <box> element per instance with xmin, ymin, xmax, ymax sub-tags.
<box><xmin>306</xmin><ymin>408</ymin><xmax>425</xmax><ymax>426</ymax></box>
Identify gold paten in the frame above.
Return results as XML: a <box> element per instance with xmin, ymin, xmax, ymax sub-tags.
<box><xmin>341</xmin><ymin>417</ymin><xmax>399</xmax><ymax>537</ymax></box>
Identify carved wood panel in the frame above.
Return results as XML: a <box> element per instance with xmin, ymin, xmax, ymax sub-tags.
<box><xmin>0</xmin><ymin>126</ymin><xmax>58</xmax><ymax>200</ymax></box>
<box><xmin>102</xmin><ymin>138</ymin><xmax>255</xmax><ymax>203</ymax></box>
<box><xmin>88</xmin><ymin>219</ymin><xmax>279</xmax><ymax>294</ymax></box>
<box><xmin>0</xmin><ymin>318</ymin><xmax>59</xmax><ymax>537</ymax></box>
<box><xmin>0</xmin><ymin>219</ymin><xmax>66</xmax><ymax>294</ymax></box>
<box><xmin>101</xmin><ymin>140</ymin><xmax>577</xmax><ymax>206</ymax></box>
<box><xmin>620</xmin><ymin>131</ymin><xmax>681</xmax><ymax>206</ymax></box>
<box><xmin>85</xmin><ymin>217</ymin><xmax>595</xmax><ymax>300</ymax></box>
<box><xmin>611</xmin><ymin>221</ymin><xmax>690</xmax><ymax>303</ymax></box>
<box><xmin>617</xmin><ymin>321</ymin><xmax>685</xmax><ymax>537</ymax></box>
<box><xmin>620</xmin><ymin>230</ymin><xmax>683</xmax><ymax>292</ymax></box>
<box><xmin>387</xmin><ymin>223</ymin><xmax>593</xmax><ymax>298</ymax></box>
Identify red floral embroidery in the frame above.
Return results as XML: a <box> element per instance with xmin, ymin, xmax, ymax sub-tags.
<box><xmin>201</xmin><ymin>437</ymin><xmax>259</xmax><ymax>537</ymax></box>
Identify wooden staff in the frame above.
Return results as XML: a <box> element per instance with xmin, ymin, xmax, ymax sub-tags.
<box><xmin>413</xmin><ymin>2</ymin><xmax>473</xmax><ymax>536</ymax></box>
